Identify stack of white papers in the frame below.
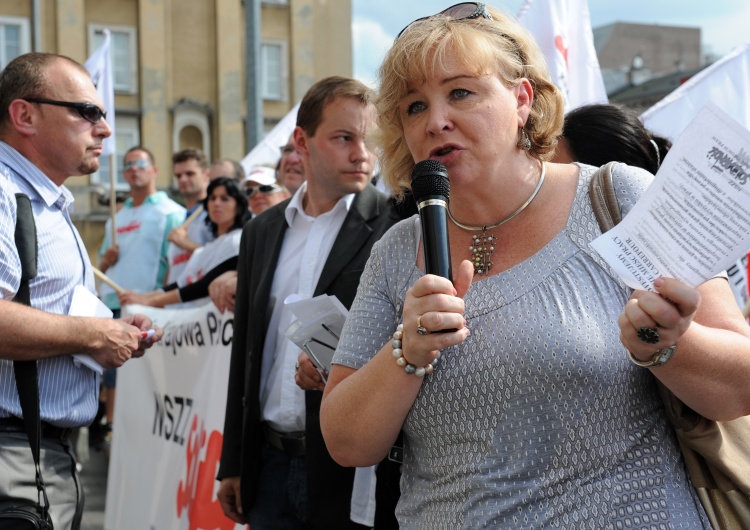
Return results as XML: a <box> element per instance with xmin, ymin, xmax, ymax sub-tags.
<box><xmin>284</xmin><ymin>294</ymin><xmax>348</xmax><ymax>379</ymax></box>
<box><xmin>591</xmin><ymin>103</ymin><xmax>750</xmax><ymax>291</ymax></box>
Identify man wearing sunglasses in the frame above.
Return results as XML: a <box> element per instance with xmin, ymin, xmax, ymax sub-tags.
<box><xmin>217</xmin><ymin>76</ymin><xmax>401</xmax><ymax>530</ymax></box>
<box><xmin>98</xmin><ymin>146</ymin><xmax>186</xmax><ymax>315</ymax></box>
<box><xmin>0</xmin><ymin>52</ymin><xmax>163</xmax><ymax>530</ymax></box>
<box><xmin>243</xmin><ymin>165</ymin><xmax>290</xmax><ymax>217</ymax></box>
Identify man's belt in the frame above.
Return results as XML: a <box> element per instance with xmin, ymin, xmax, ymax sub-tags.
<box><xmin>0</xmin><ymin>416</ymin><xmax>74</xmax><ymax>442</ymax></box>
<box><xmin>262</xmin><ymin>422</ymin><xmax>305</xmax><ymax>457</ymax></box>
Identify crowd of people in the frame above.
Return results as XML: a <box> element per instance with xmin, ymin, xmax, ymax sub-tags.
<box><xmin>1</xmin><ymin>3</ymin><xmax>749</xmax><ymax>530</ymax></box>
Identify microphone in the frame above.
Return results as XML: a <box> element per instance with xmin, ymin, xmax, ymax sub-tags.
<box><xmin>411</xmin><ymin>160</ymin><xmax>453</xmax><ymax>282</ymax></box>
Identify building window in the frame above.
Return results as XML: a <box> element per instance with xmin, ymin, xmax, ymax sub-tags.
<box><xmin>261</xmin><ymin>41</ymin><xmax>288</xmax><ymax>101</ymax></box>
<box><xmin>0</xmin><ymin>16</ymin><xmax>30</xmax><ymax>69</ymax></box>
<box><xmin>88</xmin><ymin>25</ymin><xmax>138</xmax><ymax>94</ymax></box>
<box><xmin>92</xmin><ymin>115</ymin><xmax>140</xmax><ymax>190</ymax></box>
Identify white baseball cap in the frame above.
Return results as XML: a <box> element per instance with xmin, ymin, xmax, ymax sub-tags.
<box><xmin>243</xmin><ymin>166</ymin><xmax>277</xmax><ymax>186</ymax></box>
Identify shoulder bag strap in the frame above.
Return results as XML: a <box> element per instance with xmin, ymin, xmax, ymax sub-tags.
<box><xmin>11</xmin><ymin>193</ymin><xmax>50</xmax><ymax>512</ymax></box>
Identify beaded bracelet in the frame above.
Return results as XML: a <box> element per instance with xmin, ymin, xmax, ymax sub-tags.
<box><xmin>391</xmin><ymin>323</ymin><xmax>439</xmax><ymax>377</ymax></box>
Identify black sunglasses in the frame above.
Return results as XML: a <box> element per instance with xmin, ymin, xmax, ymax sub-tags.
<box><xmin>245</xmin><ymin>183</ymin><xmax>282</xmax><ymax>197</ymax></box>
<box><xmin>396</xmin><ymin>2</ymin><xmax>492</xmax><ymax>40</ymax></box>
<box><xmin>24</xmin><ymin>98</ymin><xmax>107</xmax><ymax>124</ymax></box>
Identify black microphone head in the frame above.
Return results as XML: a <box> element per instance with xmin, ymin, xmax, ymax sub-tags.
<box><xmin>411</xmin><ymin>160</ymin><xmax>449</xmax><ymax>202</ymax></box>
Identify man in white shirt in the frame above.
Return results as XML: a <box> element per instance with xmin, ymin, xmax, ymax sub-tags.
<box><xmin>217</xmin><ymin>76</ymin><xmax>400</xmax><ymax>530</ymax></box>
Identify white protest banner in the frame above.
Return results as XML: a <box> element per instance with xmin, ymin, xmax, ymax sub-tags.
<box><xmin>516</xmin><ymin>0</ymin><xmax>608</xmax><ymax>112</ymax></box>
<box><xmin>105</xmin><ymin>303</ymin><xmax>244</xmax><ymax>530</ymax></box>
<box><xmin>590</xmin><ymin>103</ymin><xmax>750</xmax><ymax>291</ymax></box>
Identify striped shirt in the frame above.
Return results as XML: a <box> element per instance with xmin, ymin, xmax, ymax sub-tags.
<box><xmin>0</xmin><ymin>142</ymin><xmax>100</xmax><ymax>427</ymax></box>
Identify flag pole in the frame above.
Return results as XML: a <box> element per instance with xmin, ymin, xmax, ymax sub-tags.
<box><xmin>182</xmin><ymin>204</ymin><xmax>204</xmax><ymax>228</ymax></box>
<box><xmin>109</xmin><ymin>153</ymin><xmax>117</xmax><ymax>246</ymax></box>
<box><xmin>92</xmin><ymin>266</ymin><xmax>125</xmax><ymax>294</ymax></box>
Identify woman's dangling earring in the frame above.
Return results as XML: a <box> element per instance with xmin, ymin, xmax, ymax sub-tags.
<box><xmin>517</xmin><ymin>127</ymin><xmax>531</xmax><ymax>151</ymax></box>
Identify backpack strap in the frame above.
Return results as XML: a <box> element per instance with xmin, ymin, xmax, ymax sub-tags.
<box><xmin>588</xmin><ymin>162</ymin><xmax>622</xmax><ymax>233</ymax></box>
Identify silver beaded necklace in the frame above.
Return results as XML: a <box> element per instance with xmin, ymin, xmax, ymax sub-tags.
<box><xmin>447</xmin><ymin>162</ymin><xmax>546</xmax><ymax>275</ymax></box>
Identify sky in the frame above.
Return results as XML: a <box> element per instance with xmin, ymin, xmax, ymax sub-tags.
<box><xmin>352</xmin><ymin>0</ymin><xmax>750</xmax><ymax>87</ymax></box>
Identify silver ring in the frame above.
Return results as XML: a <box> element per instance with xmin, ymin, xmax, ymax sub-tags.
<box><xmin>416</xmin><ymin>315</ymin><xmax>428</xmax><ymax>335</ymax></box>
<box><xmin>295</xmin><ymin>361</ymin><xmax>300</xmax><ymax>371</ymax></box>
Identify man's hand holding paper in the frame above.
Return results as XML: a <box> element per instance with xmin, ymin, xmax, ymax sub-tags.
<box><xmin>285</xmin><ymin>293</ymin><xmax>348</xmax><ymax>388</ymax></box>
<box><xmin>295</xmin><ymin>351</ymin><xmax>326</xmax><ymax>392</ymax></box>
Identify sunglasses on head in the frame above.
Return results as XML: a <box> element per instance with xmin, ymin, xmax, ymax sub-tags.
<box><xmin>24</xmin><ymin>98</ymin><xmax>107</xmax><ymax>124</ymax></box>
<box><xmin>123</xmin><ymin>159</ymin><xmax>150</xmax><ymax>171</ymax></box>
<box><xmin>246</xmin><ymin>183</ymin><xmax>282</xmax><ymax>197</ymax></box>
<box><xmin>396</xmin><ymin>2</ymin><xmax>492</xmax><ymax>40</ymax></box>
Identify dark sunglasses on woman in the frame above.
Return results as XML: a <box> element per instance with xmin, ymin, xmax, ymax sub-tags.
<box><xmin>396</xmin><ymin>2</ymin><xmax>492</xmax><ymax>40</ymax></box>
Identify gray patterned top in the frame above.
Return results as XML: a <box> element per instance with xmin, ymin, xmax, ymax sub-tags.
<box><xmin>333</xmin><ymin>163</ymin><xmax>708</xmax><ymax>529</ymax></box>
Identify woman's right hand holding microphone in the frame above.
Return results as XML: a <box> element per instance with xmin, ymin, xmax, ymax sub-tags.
<box><xmin>399</xmin><ymin>260</ymin><xmax>474</xmax><ymax>370</ymax></box>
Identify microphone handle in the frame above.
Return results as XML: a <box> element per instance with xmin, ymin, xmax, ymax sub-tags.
<box><xmin>418</xmin><ymin>198</ymin><xmax>453</xmax><ymax>281</ymax></box>
<box><xmin>418</xmin><ymin>197</ymin><xmax>457</xmax><ymax>333</ymax></box>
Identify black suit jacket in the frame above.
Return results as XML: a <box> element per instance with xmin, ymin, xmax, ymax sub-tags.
<box><xmin>218</xmin><ymin>184</ymin><xmax>400</xmax><ymax>529</ymax></box>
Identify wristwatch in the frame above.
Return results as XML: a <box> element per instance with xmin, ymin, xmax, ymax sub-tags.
<box><xmin>627</xmin><ymin>344</ymin><xmax>677</xmax><ymax>368</ymax></box>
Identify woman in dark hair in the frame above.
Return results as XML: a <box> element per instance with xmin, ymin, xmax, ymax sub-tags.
<box><xmin>202</xmin><ymin>177</ymin><xmax>249</xmax><ymax>237</ymax></box>
<box><xmin>553</xmin><ymin>103</ymin><xmax>672</xmax><ymax>173</ymax></box>
<box><xmin>119</xmin><ymin>177</ymin><xmax>249</xmax><ymax>307</ymax></box>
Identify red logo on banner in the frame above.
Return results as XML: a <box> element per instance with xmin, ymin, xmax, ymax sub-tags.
<box><xmin>176</xmin><ymin>416</ymin><xmax>237</xmax><ymax>529</ymax></box>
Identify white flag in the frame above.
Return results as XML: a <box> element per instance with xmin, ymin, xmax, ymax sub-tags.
<box><xmin>516</xmin><ymin>0</ymin><xmax>608</xmax><ymax>112</ymax></box>
<box><xmin>641</xmin><ymin>41</ymin><xmax>750</xmax><ymax>141</ymax></box>
<box><xmin>84</xmin><ymin>29</ymin><xmax>116</xmax><ymax>156</ymax></box>
<box><xmin>240</xmin><ymin>102</ymin><xmax>299</xmax><ymax>175</ymax></box>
